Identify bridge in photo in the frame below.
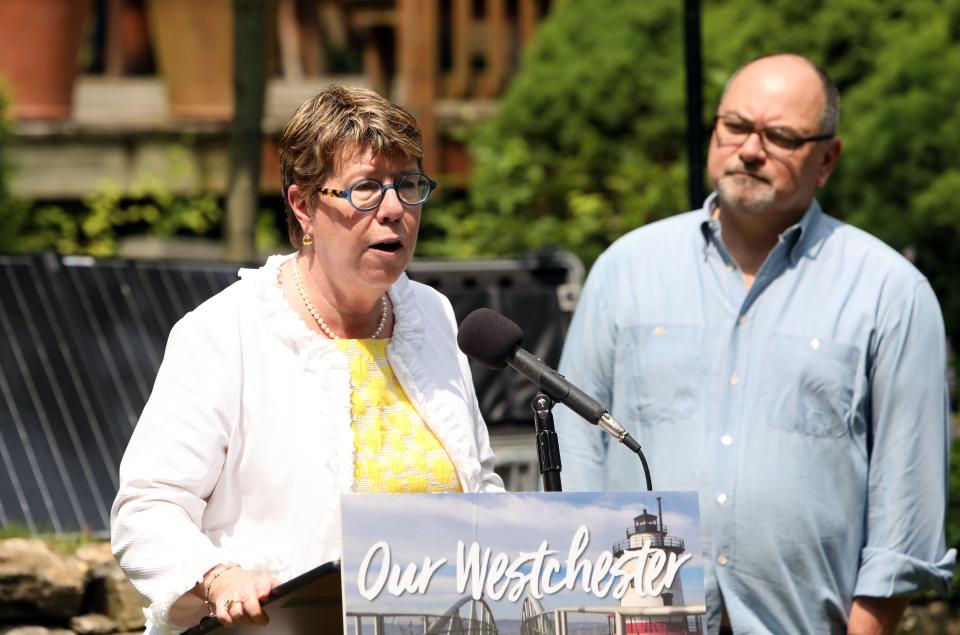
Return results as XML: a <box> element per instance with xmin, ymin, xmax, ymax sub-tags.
<box><xmin>346</xmin><ymin>594</ymin><xmax>497</xmax><ymax>635</ymax></box>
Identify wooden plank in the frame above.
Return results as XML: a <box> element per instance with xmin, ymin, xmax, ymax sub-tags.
<box><xmin>441</xmin><ymin>0</ymin><xmax>471</xmax><ymax>98</ymax></box>
<box><xmin>263</xmin><ymin>76</ymin><xmax>372</xmax><ymax>130</ymax></box>
<box><xmin>518</xmin><ymin>0</ymin><xmax>540</xmax><ymax>49</ymax></box>
<box><xmin>397</xmin><ymin>0</ymin><xmax>438</xmax><ymax>175</ymax></box>
<box><xmin>9</xmin><ymin>74</ymin><xmax>367</xmax><ymax>200</ymax></box>
<box><xmin>104</xmin><ymin>0</ymin><xmax>125</xmax><ymax>77</ymax></box>
<box><xmin>344</xmin><ymin>6</ymin><xmax>394</xmax><ymax>29</ymax></box>
<box><xmin>476</xmin><ymin>0</ymin><xmax>508</xmax><ymax>98</ymax></box>
<box><xmin>19</xmin><ymin>76</ymin><xmax>369</xmax><ymax>134</ymax></box>
<box><xmin>10</xmin><ymin>139</ymin><xmax>217</xmax><ymax>199</ymax></box>
<box><xmin>361</xmin><ymin>35</ymin><xmax>388</xmax><ymax>98</ymax></box>
<box><xmin>277</xmin><ymin>0</ymin><xmax>305</xmax><ymax>80</ymax></box>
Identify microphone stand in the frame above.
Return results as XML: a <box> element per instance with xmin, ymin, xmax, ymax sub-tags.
<box><xmin>531</xmin><ymin>392</ymin><xmax>655</xmax><ymax>493</ymax></box>
<box><xmin>532</xmin><ymin>392</ymin><xmax>563</xmax><ymax>491</ymax></box>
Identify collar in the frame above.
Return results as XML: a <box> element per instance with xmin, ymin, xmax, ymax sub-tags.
<box><xmin>698</xmin><ymin>194</ymin><xmax>824</xmax><ymax>265</ymax></box>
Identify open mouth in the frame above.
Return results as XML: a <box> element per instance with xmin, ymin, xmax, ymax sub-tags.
<box><xmin>370</xmin><ymin>239</ymin><xmax>403</xmax><ymax>253</ymax></box>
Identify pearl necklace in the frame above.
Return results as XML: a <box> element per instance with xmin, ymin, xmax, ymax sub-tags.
<box><xmin>292</xmin><ymin>260</ymin><xmax>388</xmax><ymax>339</ymax></box>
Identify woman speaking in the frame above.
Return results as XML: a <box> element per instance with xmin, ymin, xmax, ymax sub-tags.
<box><xmin>111</xmin><ymin>86</ymin><xmax>503</xmax><ymax>634</ymax></box>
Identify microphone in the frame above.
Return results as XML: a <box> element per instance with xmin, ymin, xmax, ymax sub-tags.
<box><xmin>457</xmin><ymin>308</ymin><xmax>642</xmax><ymax>454</ymax></box>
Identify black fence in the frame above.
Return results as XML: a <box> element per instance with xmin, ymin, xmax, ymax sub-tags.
<box><xmin>0</xmin><ymin>251</ymin><xmax>582</xmax><ymax>535</ymax></box>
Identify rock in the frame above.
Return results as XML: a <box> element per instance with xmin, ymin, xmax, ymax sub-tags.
<box><xmin>0</xmin><ymin>538</ymin><xmax>85</xmax><ymax>621</ymax></box>
<box><xmin>0</xmin><ymin>627</ymin><xmax>75</xmax><ymax>635</ymax></box>
<box><xmin>74</xmin><ymin>544</ymin><xmax>145</xmax><ymax>632</ymax></box>
<box><xmin>73</xmin><ymin>544</ymin><xmax>115</xmax><ymax>581</ymax></box>
<box><xmin>70</xmin><ymin>613</ymin><xmax>117</xmax><ymax>635</ymax></box>
<box><xmin>99</xmin><ymin>569</ymin><xmax>146</xmax><ymax>632</ymax></box>
<box><xmin>898</xmin><ymin>601</ymin><xmax>960</xmax><ymax>635</ymax></box>
<box><xmin>915</xmin><ymin>600</ymin><xmax>955</xmax><ymax>635</ymax></box>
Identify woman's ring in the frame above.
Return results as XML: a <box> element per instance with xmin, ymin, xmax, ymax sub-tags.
<box><xmin>223</xmin><ymin>598</ymin><xmax>234</xmax><ymax>609</ymax></box>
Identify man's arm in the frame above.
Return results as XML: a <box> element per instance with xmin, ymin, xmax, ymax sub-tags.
<box><xmin>854</xmin><ymin>280</ymin><xmax>955</xmax><ymax>601</ymax></box>
<box><xmin>847</xmin><ymin>596</ymin><xmax>910</xmax><ymax>635</ymax></box>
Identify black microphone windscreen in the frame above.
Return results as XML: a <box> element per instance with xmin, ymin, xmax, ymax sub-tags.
<box><xmin>457</xmin><ymin>308</ymin><xmax>523</xmax><ymax>369</ymax></box>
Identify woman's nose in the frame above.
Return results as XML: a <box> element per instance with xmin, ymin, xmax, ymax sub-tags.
<box><xmin>375</xmin><ymin>186</ymin><xmax>405</xmax><ymax>221</ymax></box>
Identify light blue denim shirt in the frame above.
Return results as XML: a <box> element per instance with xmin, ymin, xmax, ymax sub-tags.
<box><xmin>555</xmin><ymin>194</ymin><xmax>956</xmax><ymax>634</ymax></box>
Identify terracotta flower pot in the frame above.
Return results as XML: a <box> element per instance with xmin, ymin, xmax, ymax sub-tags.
<box><xmin>0</xmin><ymin>0</ymin><xmax>91</xmax><ymax>119</ymax></box>
<box><xmin>146</xmin><ymin>0</ymin><xmax>234</xmax><ymax>120</ymax></box>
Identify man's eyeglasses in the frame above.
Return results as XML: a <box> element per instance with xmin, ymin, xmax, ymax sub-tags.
<box><xmin>318</xmin><ymin>172</ymin><xmax>437</xmax><ymax>212</ymax></box>
<box><xmin>714</xmin><ymin>115</ymin><xmax>834</xmax><ymax>155</ymax></box>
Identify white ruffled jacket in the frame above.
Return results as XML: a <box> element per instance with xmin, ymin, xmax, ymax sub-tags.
<box><xmin>111</xmin><ymin>254</ymin><xmax>504</xmax><ymax>634</ymax></box>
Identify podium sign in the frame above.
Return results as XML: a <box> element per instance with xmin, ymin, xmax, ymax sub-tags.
<box><xmin>341</xmin><ymin>491</ymin><xmax>706</xmax><ymax>635</ymax></box>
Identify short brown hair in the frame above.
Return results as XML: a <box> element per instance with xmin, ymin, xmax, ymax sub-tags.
<box><xmin>278</xmin><ymin>85</ymin><xmax>424</xmax><ymax>247</ymax></box>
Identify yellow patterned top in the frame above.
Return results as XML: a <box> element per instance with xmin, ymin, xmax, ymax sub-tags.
<box><xmin>335</xmin><ymin>338</ymin><xmax>463</xmax><ymax>493</ymax></box>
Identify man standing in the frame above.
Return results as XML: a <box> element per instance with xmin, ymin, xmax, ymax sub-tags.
<box><xmin>554</xmin><ymin>54</ymin><xmax>955</xmax><ymax>633</ymax></box>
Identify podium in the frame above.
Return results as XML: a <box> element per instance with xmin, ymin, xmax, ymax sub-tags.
<box><xmin>183</xmin><ymin>561</ymin><xmax>342</xmax><ymax>634</ymax></box>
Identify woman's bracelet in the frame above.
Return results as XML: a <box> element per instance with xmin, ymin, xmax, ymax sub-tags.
<box><xmin>203</xmin><ymin>563</ymin><xmax>240</xmax><ymax>603</ymax></box>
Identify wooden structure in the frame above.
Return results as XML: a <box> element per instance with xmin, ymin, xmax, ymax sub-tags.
<box><xmin>8</xmin><ymin>0</ymin><xmax>555</xmax><ymax>201</ymax></box>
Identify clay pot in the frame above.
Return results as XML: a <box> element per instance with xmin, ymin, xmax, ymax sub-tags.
<box><xmin>146</xmin><ymin>0</ymin><xmax>234</xmax><ymax>120</ymax></box>
<box><xmin>0</xmin><ymin>0</ymin><xmax>92</xmax><ymax>119</ymax></box>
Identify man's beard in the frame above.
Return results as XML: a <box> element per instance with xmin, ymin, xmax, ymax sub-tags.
<box><xmin>716</xmin><ymin>175</ymin><xmax>776</xmax><ymax>214</ymax></box>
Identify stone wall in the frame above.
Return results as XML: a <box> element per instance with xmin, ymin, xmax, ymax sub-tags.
<box><xmin>0</xmin><ymin>539</ymin><xmax>145</xmax><ymax>635</ymax></box>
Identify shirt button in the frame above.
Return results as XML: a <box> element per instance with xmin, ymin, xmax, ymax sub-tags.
<box><xmin>729</xmin><ymin>374</ymin><xmax>740</xmax><ymax>386</ymax></box>
<box><xmin>720</xmin><ymin>434</ymin><xmax>733</xmax><ymax>446</ymax></box>
<box><xmin>738</xmin><ymin>315</ymin><xmax>747</xmax><ymax>326</ymax></box>
<box><xmin>726</xmin><ymin>264</ymin><xmax>735</xmax><ymax>272</ymax></box>
<box><xmin>716</xmin><ymin>554</ymin><xmax>728</xmax><ymax>566</ymax></box>
<box><xmin>716</xmin><ymin>493</ymin><xmax>727</xmax><ymax>506</ymax></box>
<box><xmin>654</xmin><ymin>325</ymin><xmax>666</xmax><ymax>335</ymax></box>
<box><xmin>810</xmin><ymin>338</ymin><xmax>820</xmax><ymax>350</ymax></box>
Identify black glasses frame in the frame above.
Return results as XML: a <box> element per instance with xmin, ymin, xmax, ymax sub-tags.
<box><xmin>317</xmin><ymin>172</ymin><xmax>438</xmax><ymax>212</ymax></box>
<box><xmin>714</xmin><ymin>115</ymin><xmax>835</xmax><ymax>152</ymax></box>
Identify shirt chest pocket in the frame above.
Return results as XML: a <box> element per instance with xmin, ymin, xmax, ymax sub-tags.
<box><xmin>763</xmin><ymin>334</ymin><xmax>861</xmax><ymax>438</ymax></box>
<box><xmin>617</xmin><ymin>324</ymin><xmax>704</xmax><ymax>426</ymax></box>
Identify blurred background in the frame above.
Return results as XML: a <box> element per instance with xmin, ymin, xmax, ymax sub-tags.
<box><xmin>0</xmin><ymin>0</ymin><xmax>958</xmax><ymax>632</ymax></box>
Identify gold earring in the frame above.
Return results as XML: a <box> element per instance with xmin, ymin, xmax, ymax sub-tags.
<box><xmin>302</xmin><ymin>233</ymin><xmax>314</xmax><ymax>247</ymax></box>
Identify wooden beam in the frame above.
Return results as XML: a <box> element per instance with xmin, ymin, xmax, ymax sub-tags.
<box><xmin>518</xmin><ymin>0</ymin><xmax>539</xmax><ymax>49</ymax></box>
<box><xmin>442</xmin><ymin>0</ymin><xmax>471</xmax><ymax>98</ymax></box>
<box><xmin>397</xmin><ymin>0</ymin><xmax>438</xmax><ymax>175</ymax></box>
<box><xmin>476</xmin><ymin>0</ymin><xmax>507</xmax><ymax>98</ymax></box>
<box><xmin>277</xmin><ymin>0</ymin><xmax>304</xmax><ymax>80</ymax></box>
<box><xmin>104</xmin><ymin>0</ymin><xmax>125</xmax><ymax>76</ymax></box>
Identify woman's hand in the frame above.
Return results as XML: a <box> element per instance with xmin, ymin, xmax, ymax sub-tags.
<box><xmin>203</xmin><ymin>565</ymin><xmax>278</xmax><ymax>628</ymax></box>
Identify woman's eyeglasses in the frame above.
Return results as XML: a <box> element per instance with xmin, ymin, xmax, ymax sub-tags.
<box><xmin>318</xmin><ymin>172</ymin><xmax>437</xmax><ymax>212</ymax></box>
